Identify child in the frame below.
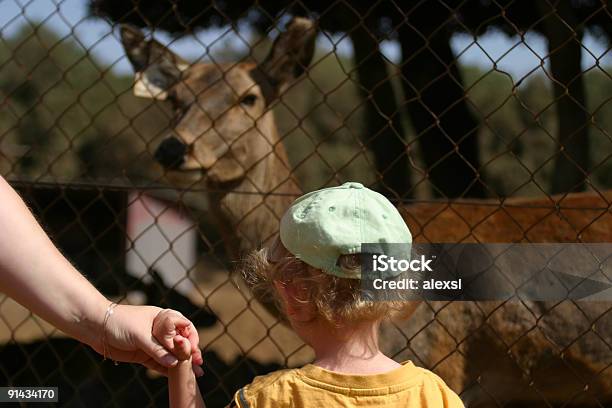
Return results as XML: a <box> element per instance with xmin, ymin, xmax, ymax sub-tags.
<box><xmin>159</xmin><ymin>182</ymin><xmax>464</xmax><ymax>407</ymax></box>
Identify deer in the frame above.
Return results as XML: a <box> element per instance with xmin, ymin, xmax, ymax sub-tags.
<box><xmin>119</xmin><ymin>19</ymin><xmax>313</xmax><ymax>260</ymax></box>
<box><xmin>120</xmin><ymin>18</ymin><xmax>612</xmax><ymax>407</ymax></box>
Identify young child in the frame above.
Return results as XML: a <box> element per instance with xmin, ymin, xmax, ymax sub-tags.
<box><xmin>159</xmin><ymin>182</ymin><xmax>464</xmax><ymax>407</ymax></box>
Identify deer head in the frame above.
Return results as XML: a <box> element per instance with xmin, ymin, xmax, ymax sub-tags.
<box><xmin>120</xmin><ymin>18</ymin><xmax>316</xmax><ymax>187</ymax></box>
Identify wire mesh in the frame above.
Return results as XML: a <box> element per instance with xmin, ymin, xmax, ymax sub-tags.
<box><xmin>1</xmin><ymin>0</ymin><xmax>611</xmax><ymax>406</ymax></box>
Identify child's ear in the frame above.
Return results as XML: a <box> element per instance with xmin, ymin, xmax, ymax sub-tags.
<box><xmin>273</xmin><ymin>280</ymin><xmax>315</xmax><ymax>322</ymax></box>
<box><xmin>273</xmin><ymin>280</ymin><xmax>295</xmax><ymax>314</ymax></box>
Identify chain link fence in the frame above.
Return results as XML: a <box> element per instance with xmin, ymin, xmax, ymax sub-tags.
<box><xmin>1</xmin><ymin>0</ymin><xmax>611</xmax><ymax>406</ymax></box>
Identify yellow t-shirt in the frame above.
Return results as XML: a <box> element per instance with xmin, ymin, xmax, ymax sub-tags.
<box><xmin>229</xmin><ymin>361</ymin><xmax>464</xmax><ymax>408</ymax></box>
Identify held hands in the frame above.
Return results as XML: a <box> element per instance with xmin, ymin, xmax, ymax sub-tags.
<box><xmin>152</xmin><ymin>308</ymin><xmax>204</xmax><ymax>376</ymax></box>
<box><xmin>92</xmin><ymin>303</ymin><xmax>203</xmax><ymax>376</ymax></box>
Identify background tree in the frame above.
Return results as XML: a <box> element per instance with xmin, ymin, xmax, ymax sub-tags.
<box><xmin>458</xmin><ymin>0</ymin><xmax>612</xmax><ymax>193</ymax></box>
<box><xmin>0</xmin><ymin>25</ymin><xmax>167</xmax><ymax>182</ymax></box>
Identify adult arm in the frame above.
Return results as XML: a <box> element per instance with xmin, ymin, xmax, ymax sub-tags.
<box><xmin>0</xmin><ymin>175</ymin><xmax>203</xmax><ymax>374</ymax></box>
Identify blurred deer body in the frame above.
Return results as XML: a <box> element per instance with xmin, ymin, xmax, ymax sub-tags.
<box><xmin>399</xmin><ymin>191</ymin><xmax>612</xmax><ymax>407</ymax></box>
<box><xmin>121</xmin><ymin>21</ymin><xmax>611</xmax><ymax>407</ymax></box>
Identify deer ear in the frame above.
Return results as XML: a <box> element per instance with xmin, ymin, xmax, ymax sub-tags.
<box><xmin>120</xmin><ymin>25</ymin><xmax>189</xmax><ymax>100</ymax></box>
<box><xmin>253</xmin><ymin>17</ymin><xmax>317</xmax><ymax>103</ymax></box>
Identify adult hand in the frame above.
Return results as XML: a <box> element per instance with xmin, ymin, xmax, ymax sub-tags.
<box><xmin>89</xmin><ymin>304</ymin><xmax>204</xmax><ymax>376</ymax></box>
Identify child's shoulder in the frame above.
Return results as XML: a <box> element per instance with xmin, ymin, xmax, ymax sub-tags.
<box><xmin>411</xmin><ymin>366</ymin><xmax>464</xmax><ymax>407</ymax></box>
<box><xmin>415</xmin><ymin>366</ymin><xmax>455</xmax><ymax>388</ymax></box>
<box><xmin>230</xmin><ymin>368</ymin><xmax>302</xmax><ymax>407</ymax></box>
<box><xmin>413</xmin><ymin>365</ymin><xmax>448</xmax><ymax>382</ymax></box>
<box><xmin>244</xmin><ymin>368</ymin><xmax>301</xmax><ymax>394</ymax></box>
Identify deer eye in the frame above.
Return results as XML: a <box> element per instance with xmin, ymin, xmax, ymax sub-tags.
<box><xmin>239</xmin><ymin>93</ymin><xmax>257</xmax><ymax>107</ymax></box>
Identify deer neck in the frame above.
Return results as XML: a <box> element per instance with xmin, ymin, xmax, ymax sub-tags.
<box><xmin>208</xmin><ymin>120</ymin><xmax>302</xmax><ymax>258</ymax></box>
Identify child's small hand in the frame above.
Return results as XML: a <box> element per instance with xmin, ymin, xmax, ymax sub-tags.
<box><xmin>153</xmin><ymin>309</ymin><xmax>204</xmax><ymax>376</ymax></box>
<box><xmin>172</xmin><ymin>335</ymin><xmax>192</xmax><ymax>362</ymax></box>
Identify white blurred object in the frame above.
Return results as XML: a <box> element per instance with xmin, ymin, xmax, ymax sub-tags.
<box><xmin>126</xmin><ymin>192</ymin><xmax>197</xmax><ymax>295</ymax></box>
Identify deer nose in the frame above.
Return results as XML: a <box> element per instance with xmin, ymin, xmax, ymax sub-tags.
<box><xmin>155</xmin><ymin>137</ymin><xmax>186</xmax><ymax>169</ymax></box>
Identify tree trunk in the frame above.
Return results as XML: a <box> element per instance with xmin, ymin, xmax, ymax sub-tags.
<box><xmin>538</xmin><ymin>0</ymin><xmax>589</xmax><ymax>193</ymax></box>
<box><xmin>398</xmin><ymin>24</ymin><xmax>484</xmax><ymax>198</ymax></box>
<box><xmin>350</xmin><ymin>24</ymin><xmax>411</xmax><ymax>199</ymax></box>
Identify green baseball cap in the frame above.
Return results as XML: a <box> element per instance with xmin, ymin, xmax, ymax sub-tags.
<box><xmin>279</xmin><ymin>182</ymin><xmax>412</xmax><ymax>279</ymax></box>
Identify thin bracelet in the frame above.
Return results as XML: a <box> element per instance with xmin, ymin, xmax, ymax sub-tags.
<box><xmin>102</xmin><ymin>302</ymin><xmax>119</xmax><ymax>366</ymax></box>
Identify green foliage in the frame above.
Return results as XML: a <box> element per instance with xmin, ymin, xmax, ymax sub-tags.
<box><xmin>461</xmin><ymin>66</ymin><xmax>612</xmax><ymax>195</ymax></box>
<box><xmin>0</xmin><ymin>25</ymin><xmax>167</xmax><ymax>182</ymax></box>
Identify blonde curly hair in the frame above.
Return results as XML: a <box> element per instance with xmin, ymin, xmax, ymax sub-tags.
<box><xmin>242</xmin><ymin>236</ymin><xmax>419</xmax><ymax>327</ymax></box>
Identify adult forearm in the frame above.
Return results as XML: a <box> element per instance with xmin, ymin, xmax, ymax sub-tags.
<box><xmin>0</xmin><ymin>176</ymin><xmax>108</xmax><ymax>346</ymax></box>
